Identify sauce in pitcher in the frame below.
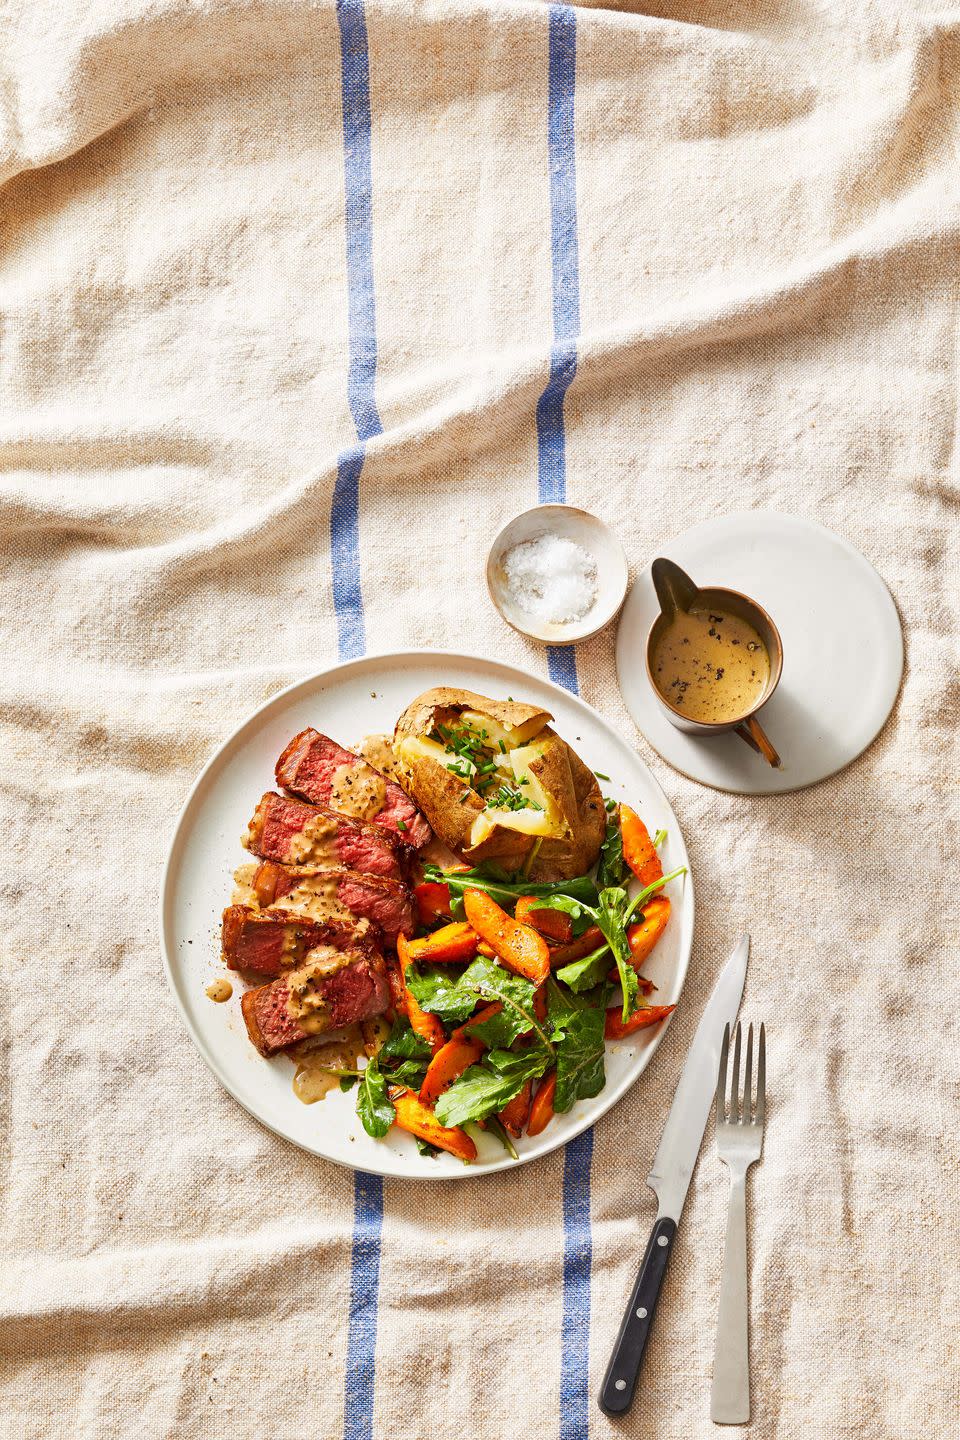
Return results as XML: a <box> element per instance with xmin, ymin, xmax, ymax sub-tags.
<box><xmin>651</xmin><ymin>607</ymin><xmax>770</xmax><ymax>723</ymax></box>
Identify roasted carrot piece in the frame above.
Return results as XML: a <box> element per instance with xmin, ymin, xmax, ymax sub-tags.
<box><xmin>407</xmin><ymin>921</ymin><xmax>478</xmax><ymax>964</ymax></box>
<box><xmin>533</xmin><ymin>981</ymin><xmax>548</xmax><ymax>1022</ymax></box>
<box><xmin>604</xmin><ymin>1003</ymin><xmax>676</xmax><ymax>1040</ymax></box>
<box><xmin>413</xmin><ymin>881</ymin><xmax>452</xmax><ymax>926</ymax></box>
<box><xmin>391</xmin><ymin>1090</ymin><xmax>477</xmax><ymax>1162</ymax></box>
<box><xmin>476</xmin><ymin>940</ymin><xmax>497</xmax><ymax>959</ymax></box>
<box><xmin>396</xmin><ymin>933</ymin><xmax>445</xmax><ymax>1053</ymax></box>
<box><xmin>619</xmin><ymin>803</ymin><xmax>663</xmax><ymax>888</ymax></box>
<box><xmin>499</xmin><ymin>1079</ymin><xmax>533</xmax><ymax>1138</ymax></box>
<box><xmin>627</xmin><ymin>895</ymin><xmax>671</xmax><ymax>968</ymax></box>
<box><xmin>419</xmin><ymin>1034</ymin><xmax>484</xmax><ymax>1106</ymax></box>
<box><xmin>548</xmin><ymin>924</ymin><xmax>604</xmax><ymax>967</ymax></box>
<box><xmin>526</xmin><ymin>1070</ymin><xmax>557</xmax><ymax>1136</ymax></box>
<box><xmin>463</xmin><ymin>890</ymin><xmax>550</xmax><ymax>986</ymax></box>
<box><xmin>452</xmin><ymin>1001</ymin><xmax>503</xmax><ymax>1040</ymax></box>
<box><xmin>514</xmin><ymin>895</ymin><xmax>573</xmax><ymax>945</ymax></box>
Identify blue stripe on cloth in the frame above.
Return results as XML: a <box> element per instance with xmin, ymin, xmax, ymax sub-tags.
<box><xmin>537</xmin><ymin>3</ymin><xmax>579</xmax><ymax>506</ymax></box>
<box><xmin>331</xmin><ymin>443</ymin><xmax>367</xmax><ymax>660</ymax></box>
<box><xmin>547</xmin><ymin>644</ymin><xmax>579</xmax><ymax>694</ymax></box>
<box><xmin>537</xmin><ymin>9</ymin><xmax>595</xmax><ymax>1437</ymax></box>
<box><xmin>337</xmin><ymin>0</ymin><xmax>384</xmax><ymax>445</ymax></box>
<box><xmin>333</xmin><ymin>4</ymin><xmax>384</xmax><ymax>1439</ymax></box>
<box><xmin>343</xmin><ymin>1171</ymin><xmax>384</xmax><ymax>1440</ymax></box>
<box><xmin>561</xmin><ymin>1130</ymin><xmax>595</xmax><ymax>1439</ymax></box>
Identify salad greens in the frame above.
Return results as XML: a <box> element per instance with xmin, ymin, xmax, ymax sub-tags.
<box><xmin>547</xmin><ymin>980</ymin><xmax>608</xmax><ymax>1113</ymax></box>
<box><xmin>409</xmin><ymin>954</ymin><xmax>554</xmax><ymax>1050</ymax></box>
<box><xmin>434</xmin><ymin>1046</ymin><xmax>552</xmax><ymax>1127</ymax></box>
<box><xmin>358</xmin><ymin>821</ymin><xmax>686</xmax><ymax>1150</ymax></box>
<box><xmin>356</xmin><ymin>1056</ymin><xmax>395</xmax><ymax>1138</ymax></box>
<box><xmin>596</xmin><ymin>816</ymin><xmax>628</xmax><ymax>890</ymax></box>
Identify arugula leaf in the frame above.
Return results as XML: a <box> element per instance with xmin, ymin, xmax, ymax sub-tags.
<box><xmin>596</xmin><ymin>817</ymin><xmax>627</xmax><ymax>889</ymax></box>
<box><xmin>484</xmin><ymin>1115</ymin><xmax>519</xmax><ymax>1161</ymax></box>
<box><xmin>339</xmin><ymin>1074</ymin><xmax>358</xmax><ymax>1092</ymax></box>
<box><xmin>458</xmin><ymin>956</ymin><xmax>553</xmax><ymax>1050</ymax></box>
<box><xmin>556</xmin><ymin>1007</ymin><xmax>606</xmax><ymax>1112</ymax></box>
<box><xmin>621</xmin><ymin>866</ymin><xmax>686</xmax><ymax>925</ymax></box>
<box><xmin>434</xmin><ymin>1046</ymin><xmax>552</xmax><ymax>1128</ymax></box>
<box><xmin>556</xmin><ymin>946</ymin><xmax>611</xmax><ymax>993</ymax></box>
<box><xmin>556</xmin><ymin>865</ymin><xmax>688</xmax><ymax>999</ymax></box>
<box><xmin>404</xmin><ymin>964</ymin><xmax>477</xmax><ymax>1023</ymax></box>
<box><xmin>595</xmin><ymin>886</ymin><xmax>641</xmax><ymax>1023</ymax></box>
<box><xmin>547</xmin><ymin>980</ymin><xmax>607</xmax><ymax>1112</ymax></box>
<box><xmin>383</xmin><ymin>1058</ymin><xmax>430</xmax><ymax>1088</ymax></box>
<box><xmin>547</xmin><ymin>982</ymin><xmax>607</xmax><ymax>1112</ymax></box>
<box><xmin>526</xmin><ymin>892</ymin><xmax>594</xmax><ymax>938</ymax></box>
<box><xmin>379</xmin><ymin>1018</ymin><xmax>434</xmax><ymax>1063</ymax></box>
<box><xmin>464</xmin><ymin>1006</ymin><xmax>522</xmax><ymax>1050</ymax></box>
<box><xmin>356</xmin><ymin>1056</ymin><xmax>395</xmax><ymax>1138</ymax></box>
<box><xmin>414</xmin><ymin>1137</ymin><xmax>440</xmax><ymax>1159</ymax></box>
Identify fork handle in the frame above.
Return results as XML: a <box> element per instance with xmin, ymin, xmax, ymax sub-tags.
<box><xmin>711</xmin><ymin>1171</ymin><xmax>749</xmax><ymax>1424</ymax></box>
<box><xmin>597</xmin><ymin>1216</ymin><xmax>676</xmax><ymax>1415</ymax></box>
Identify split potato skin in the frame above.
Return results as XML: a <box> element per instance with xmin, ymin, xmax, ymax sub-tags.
<box><xmin>393</xmin><ymin>687</ymin><xmax>605</xmax><ymax>882</ymax></box>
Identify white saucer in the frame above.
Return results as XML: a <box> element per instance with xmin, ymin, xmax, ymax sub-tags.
<box><xmin>615</xmin><ymin>511</ymin><xmax>903</xmax><ymax>795</ymax></box>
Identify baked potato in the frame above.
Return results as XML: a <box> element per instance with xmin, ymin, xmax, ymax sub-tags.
<box><xmin>393</xmin><ymin>687</ymin><xmax>606</xmax><ymax>881</ymax></box>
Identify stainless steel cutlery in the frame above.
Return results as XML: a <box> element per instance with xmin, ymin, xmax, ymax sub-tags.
<box><xmin>598</xmin><ymin>935</ymin><xmax>750</xmax><ymax>1417</ymax></box>
<box><xmin>711</xmin><ymin>1020</ymin><xmax>766</xmax><ymax>1425</ymax></box>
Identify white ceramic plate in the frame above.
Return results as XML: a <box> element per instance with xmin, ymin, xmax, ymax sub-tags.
<box><xmin>616</xmin><ymin>511</ymin><xmax>904</xmax><ymax>795</ymax></box>
<box><xmin>160</xmin><ymin>650</ymin><xmax>693</xmax><ymax>1178</ymax></box>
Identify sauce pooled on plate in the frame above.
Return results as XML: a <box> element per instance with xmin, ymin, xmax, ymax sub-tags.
<box><xmin>651</xmin><ymin>607</ymin><xmax>770</xmax><ymax>723</ymax></box>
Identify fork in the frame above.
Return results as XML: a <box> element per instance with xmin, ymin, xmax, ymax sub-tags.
<box><xmin>711</xmin><ymin>1021</ymin><xmax>766</xmax><ymax>1425</ymax></box>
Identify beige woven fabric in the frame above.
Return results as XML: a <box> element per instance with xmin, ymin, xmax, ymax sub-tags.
<box><xmin>2</xmin><ymin>0</ymin><xmax>958</xmax><ymax>1436</ymax></box>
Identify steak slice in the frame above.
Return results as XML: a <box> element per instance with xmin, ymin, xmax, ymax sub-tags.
<box><xmin>221</xmin><ymin>905</ymin><xmax>375</xmax><ymax>977</ymax></box>
<box><xmin>243</xmin><ymin>792</ymin><xmax>402</xmax><ymax>878</ymax></box>
<box><xmin>241</xmin><ymin>951</ymin><xmax>390</xmax><ymax>1057</ymax></box>
<box><xmin>275</xmin><ymin>729</ymin><xmax>431</xmax><ymax>850</ymax></box>
<box><xmin>251</xmin><ymin>861</ymin><xmax>415</xmax><ymax>943</ymax></box>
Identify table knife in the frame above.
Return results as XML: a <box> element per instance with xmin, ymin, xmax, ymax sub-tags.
<box><xmin>598</xmin><ymin>934</ymin><xmax>750</xmax><ymax>1416</ymax></box>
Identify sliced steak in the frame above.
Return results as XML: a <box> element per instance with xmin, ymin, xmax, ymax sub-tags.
<box><xmin>275</xmin><ymin>729</ymin><xmax>431</xmax><ymax>849</ymax></box>
<box><xmin>241</xmin><ymin>951</ymin><xmax>389</xmax><ymax>1057</ymax></box>
<box><xmin>221</xmin><ymin>905</ymin><xmax>375</xmax><ymax>977</ymax></box>
<box><xmin>243</xmin><ymin>792</ymin><xmax>402</xmax><ymax>878</ymax></box>
<box><xmin>252</xmin><ymin>861</ymin><xmax>414</xmax><ymax>943</ymax></box>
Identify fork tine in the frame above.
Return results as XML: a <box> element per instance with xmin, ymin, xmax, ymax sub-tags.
<box><xmin>756</xmin><ymin>1023</ymin><xmax>766</xmax><ymax>1126</ymax></box>
<box><xmin>729</xmin><ymin>1022</ymin><xmax>742</xmax><ymax>1121</ymax></box>
<box><xmin>716</xmin><ymin>1022</ymin><xmax>730</xmax><ymax>1127</ymax></box>
<box><xmin>744</xmin><ymin>1022</ymin><xmax>754</xmax><ymax>1122</ymax></box>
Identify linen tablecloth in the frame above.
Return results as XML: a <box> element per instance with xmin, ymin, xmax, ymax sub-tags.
<box><xmin>2</xmin><ymin>0</ymin><xmax>958</xmax><ymax>1435</ymax></box>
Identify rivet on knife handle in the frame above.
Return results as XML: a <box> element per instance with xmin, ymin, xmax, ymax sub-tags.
<box><xmin>597</xmin><ymin>1215</ymin><xmax>677</xmax><ymax>1415</ymax></box>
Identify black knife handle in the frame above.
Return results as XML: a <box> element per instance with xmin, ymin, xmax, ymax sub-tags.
<box><xmin>598</xmin><ymin>1215</ymin><xmax>677</xmax><ymax>1416</ymax></box>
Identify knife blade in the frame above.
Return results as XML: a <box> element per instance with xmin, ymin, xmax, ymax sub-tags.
<box><xmin>598</xmin><ymin>933</ymin><xmax>750</xmax><ymax>1417</ymax></box>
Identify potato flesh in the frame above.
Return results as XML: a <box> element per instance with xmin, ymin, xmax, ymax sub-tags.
<box><xmin>395</xmin><ymin>733</ymin><xmax>475</xmax><ymax>776</ymax></box>
<box><xmin>399</xmin><ymin>709</ymin><xmax>563</xmax><ymax>851</ymax></box>
<box><xmin>459</xmin><ymin>710</ymin><xmax>547</xmax><ymax>749</ymax></box>
<box><xmin>508</xmin><ymin>744</ymin><xmax>558</xmax><ymax>821</ymax></box>
<box><xmin>469</xmin><ymin>805</ymin><xmax>554</xmax><ymax>847</ymax></box>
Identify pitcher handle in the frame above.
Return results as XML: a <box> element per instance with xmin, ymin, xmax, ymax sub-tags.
<box><xmin>734</xmin><ymin>715</ymin><xmax>781</xmax><ymax>768</ymax></box>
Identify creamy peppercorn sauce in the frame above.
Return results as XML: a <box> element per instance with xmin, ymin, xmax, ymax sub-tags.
<box><xmin>651</xmin><ymin>606</ymin><xmax>770</xmax><ymax>723</ymax></box>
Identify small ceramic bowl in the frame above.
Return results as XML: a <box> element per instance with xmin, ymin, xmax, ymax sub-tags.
<box><xmin>486</xmin><ymin>504</ymin><xmax>629</xmax><ymax>646</ymax></box>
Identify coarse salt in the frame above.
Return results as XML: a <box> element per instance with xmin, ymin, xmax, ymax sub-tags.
<box><xmin>501</xmin><ymin>534</ymin><xmax>598</xmax><ymax>624</ymax></box>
